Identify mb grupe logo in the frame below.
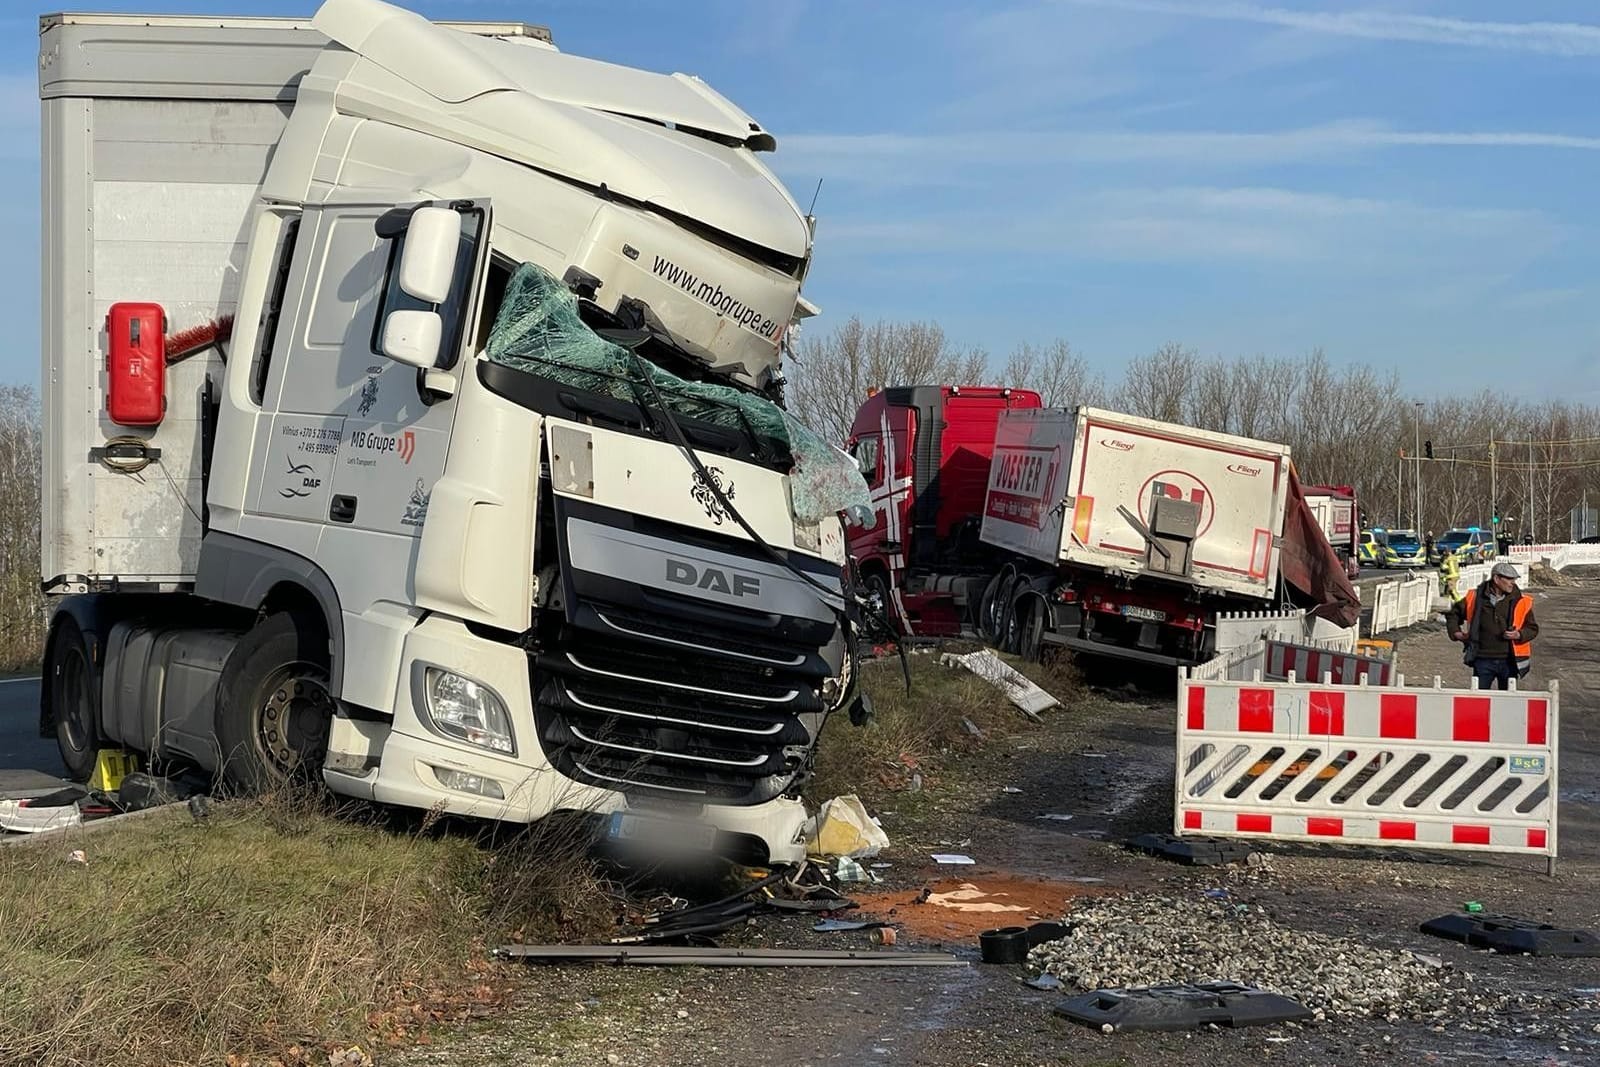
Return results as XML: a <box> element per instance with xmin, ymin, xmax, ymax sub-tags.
<box><xmin>349</xmin><ymin>428</ymin><xmax>416</xmax><ymax>464</ymax></box>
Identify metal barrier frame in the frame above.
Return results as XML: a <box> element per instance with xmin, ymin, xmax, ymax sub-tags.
<box><xmin>1174</xmin><ymin>669</ymin><xmax>1559</xmax><ymax>873</ymax></box>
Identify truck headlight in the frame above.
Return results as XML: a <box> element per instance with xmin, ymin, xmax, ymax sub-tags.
<box><xmin>422</xmin><ymin>669</ymin><xmax>515</xmax><ymax>755</ymax></box>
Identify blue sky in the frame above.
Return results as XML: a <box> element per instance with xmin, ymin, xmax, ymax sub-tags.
<box><xmin>2</xmin><ymin>0</ymin><xmax>1597</xmax><ymax>401</ymax></box>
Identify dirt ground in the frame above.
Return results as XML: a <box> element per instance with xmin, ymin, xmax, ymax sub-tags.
<box><xmin>398</xmin><ymin>585</ymin><xmax>1600</xmax><ymax>1067</ymax></box>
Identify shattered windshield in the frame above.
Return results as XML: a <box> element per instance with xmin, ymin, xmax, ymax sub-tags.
<box><xmin>483</xmin><ymin>261</ymin><xmax>869</xmax><ymax>524</ymax></box>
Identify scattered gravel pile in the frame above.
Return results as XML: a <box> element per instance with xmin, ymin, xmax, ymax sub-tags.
<box><xmin>1030</xmin><ymin>893</ymin><xmax>1497</xmax><ymax>1020</ymax></box>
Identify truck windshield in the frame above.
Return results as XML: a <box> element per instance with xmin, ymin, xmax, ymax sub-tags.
<box><xmin>481</xmin><ymin>259</ymin><xmax>868</xmax><ymax>523</ymax></box>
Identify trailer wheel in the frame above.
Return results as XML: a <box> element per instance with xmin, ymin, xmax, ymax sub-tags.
<box><xmin>46</xmin><ymin>617</ymin><xmax>100</xmax><ymax>780</ymax></box>
<box><xmin>1011</xmin><ymin>594</ymin><xmax>1047</xmax><ymax>662</ymax></box>
<box><xmin>976</xmin><ymin>573</ymin><xmax>1004</xmax><ymax>642</ymax></box>
<box><xmin>216</xmin><ymin>612</ymin><xmax>334</xmax><ymax>794</ymax></box>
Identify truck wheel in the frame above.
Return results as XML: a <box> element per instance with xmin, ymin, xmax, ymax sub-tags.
<box><xmin>46</xmin><ymin>617</ymin><xmax>100</xmax><ymax>780</ymax></box>
<box><xmin>1011</xmin><ymin>595</ymin><xmax>1047</xmax><ymax>662</ymax></box>
<box><xmin>216</xmin><ymin>612</ymin><xmax>334</xmax><ymax>794</ymax></box>
<box><xmin>976</xmin><ymin>573</ymin><xmax>1004</xmax><ymax>642</ymax></box>
<box><xmin>864</xmin><ymin>573</ymin><xmax>899</xmax><ymax>639</ymax></box>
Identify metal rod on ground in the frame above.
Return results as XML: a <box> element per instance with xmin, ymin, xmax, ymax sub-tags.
<box><xmin>494</xmin><ymin>945</ymin><xmax>965</xmax><ymax>967</ymax></box>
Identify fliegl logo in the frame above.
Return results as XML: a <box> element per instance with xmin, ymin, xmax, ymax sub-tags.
<box><xmin>1227</xmin><ymin>463</ymin><xmax>1262</xmax><ymax>477</ymax></box>
<box><xmin>348</xmin><ymin>429</ymin><xmax>416</xmax><ymax>465</ymax></box>
<box><xmin>1100</xmin><ymin>438</ymin><xmax>1135</xmax><ymax>452</ymax></box>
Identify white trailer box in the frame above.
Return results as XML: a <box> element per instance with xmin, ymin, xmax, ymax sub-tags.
<box><xmin>980</xmin><ymin>407</ymin><xmax>1292</xmax><ymax>601</ymax></box>
<box><xmin>38</xmin><ymin>13</ymin><xmax>548</xmax><ymax>591</ymax></box>
<box><xmin>1305</xmin><ymin>493</ymin><xmax>1355</xmax><ymax>553</ymax></box>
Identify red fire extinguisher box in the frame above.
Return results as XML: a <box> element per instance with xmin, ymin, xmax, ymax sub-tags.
<box><xmin>106</xmin><ymin>302</ymin><xmax>166</xmax><ymax>426</ymax></box>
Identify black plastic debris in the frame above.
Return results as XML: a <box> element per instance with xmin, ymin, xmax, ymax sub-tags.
<box><xmin>1126</xmin><ymin>833</ymin><xmax>1257</xmax><ymax>867</ymax></box>
<box><xmin>117</xmin><ymin>772</ymin><xmax>196</xmax><ymax>813</ymax></box>
<box><xmin>1421</xmin><ymin>913</ymin><xmax>1600</xmax><ymax>957</ymax></box>
<box><xmin>979</xmin><ymin>926</ymin><xmax>1030</xmax><ymax>964</ymax></box>
<box><xmin>1055</xmin><ymin>981</ymin><xmax>1313</xmax><ymax>1032</ymax></box>
<box><xmin>1026</xmin><ymin>921</ymin><xmax>1070</xmax><ymax>947</ymax></box>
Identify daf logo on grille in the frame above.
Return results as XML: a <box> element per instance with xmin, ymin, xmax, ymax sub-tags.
<box><xmin>667</xmin><ymin>559</ymin><xmax>761</xmax><ymax>597</ymax></box>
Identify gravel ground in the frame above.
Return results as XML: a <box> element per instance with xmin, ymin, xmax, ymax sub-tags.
<box><xmin>392</xmin><ymin>588</ymin><xmax>1600</xmax><ymax>1067</ymax></box>
<box><xmin>1030</xmin><ymin>891</ymin><xmax>1561</xmax><ymax>1022</ymax></box>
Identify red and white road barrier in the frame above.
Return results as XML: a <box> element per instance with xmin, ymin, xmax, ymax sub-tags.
<box><xmin>1175</xmin><ymin>674</ymin><xmax>1558</xmax><ymax>869</ymax></box>
<box><xmin>1263</xmin><ymin>639</ymin><xmax>1393</xmax><ymax>686</ymax></box>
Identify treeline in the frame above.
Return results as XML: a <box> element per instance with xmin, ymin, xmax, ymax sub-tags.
<box><xmin>787</xmin><ymin>318</ymin><xmax>1600</xmax><ymax>541</ymax></box>
<box><xmin>0</xmin><ymin>384</ymin><xmax>42</xmax><ymax>670</ymax></box>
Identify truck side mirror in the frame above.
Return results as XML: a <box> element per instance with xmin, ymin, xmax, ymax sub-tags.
<box><xmin>381</xmin><ymin>309</ymin><xmax>443</xmax><ymax>368</ymax></box>
<box><xmin>398</xmin><ymin>206</ymin><xmax>461</xmax><ymax>303</ymax></box>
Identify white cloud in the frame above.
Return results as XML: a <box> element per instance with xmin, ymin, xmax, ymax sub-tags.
<box><xmin>810</xmin><ymin>184</ymin><xmax>1565</xmax><ymax>281</ymax></box>
<box><xmin>779</xmin><ymin>120</ymin><xmax>1600</xmax><ymax>188</ymax></box>
<box><xmin>1055</xmin><ymin>0</ymin><xmax>1600</xmax><ymax>57</ymax></box>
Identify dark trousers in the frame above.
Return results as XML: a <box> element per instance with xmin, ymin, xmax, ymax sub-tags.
<box><xmin>1473</xmin><ymin>657</ymin><xmax>1514</xmax><ymax>691</ymax></box>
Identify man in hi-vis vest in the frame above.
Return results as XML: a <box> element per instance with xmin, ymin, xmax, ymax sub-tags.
<box><xmin>1447</xmin><ymin>561</ymin><xmax>1539</xmax><ymax>690</ymax></box>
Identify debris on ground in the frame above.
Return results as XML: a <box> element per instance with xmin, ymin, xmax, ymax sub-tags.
<box><xmin>924</xmin><ymin>883</ymin><xmax>1029</xmax><ymax>914</ymax></box>
<box><xmin>938</xmin><ymin>650</ymin><xmax>1059</xmax><ymax>717</ymax></box>
<box><xmin>853</xmin><ymin>875</ymin><xmax>1094</xmax><ymax>940</ymax></box>
<box><xmin>1126</xmin><ymin>833</ymin><xmax>1258</xmax><ymax>867</ymax></box>
<box><xmin>1029</xmin><ymin>894</ymin><xmax>1511</xmax><ymax>1020</ymax></box>
<box><xmin>979</xmin><ymin>925</ymin><xmax>1030</xmax><ymax>964</ymax></box>
<box><xmin>806</xmin><ymin>794</ymin><xmax>889</xmax><ymax>859</ymax></box>
<box><xmin>813</xmin><ymin>919</ymin><xmax>892</xmax><ymax>933</ymax></box>
<box><xmin>931</xmin><ymin>853</ymin><xmax>976</xmax><ymax>865</ymax></box>
<box><xmin>1053</xmin><ymin>981</ymin><xmax>1313</xmax><ymax>1033</ymax></box>
<box><xmin>832</xmin><ymin>856</ymin><xmax>879</xmax><ymax>884</ymax></box>
<box><xmin>1527</xmin><ymin>563</ymin><xmax>1575</xmax><ymax>587</ymax></box>
<box><xmin>1421</xmin><ymin>912</ymin><xmax>1600</xmax><ymax>957</ymax></box>
<box><xmin>494</xmin><ymin>945</ymin><xmax>965</xmax><ymax>967</ymax></box>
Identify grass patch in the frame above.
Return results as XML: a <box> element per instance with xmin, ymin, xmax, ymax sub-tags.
<box><xmin>807</xmin><ymin>645</ymin><xmax>1079</xmax><ymax>808</ymax></box>
<box><xmin>0</xmin><ymin>792</ymin><xmax>619</xmax><ymax>1067</ymax></box>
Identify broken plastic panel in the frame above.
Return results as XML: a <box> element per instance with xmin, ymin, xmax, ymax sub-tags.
<box><xmin>485</xmin><ymin>263</ymin><xmax>869</xmax><ymax>522</ymax></box>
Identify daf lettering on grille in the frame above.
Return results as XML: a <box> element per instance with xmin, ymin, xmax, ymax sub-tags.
<box><xmin>666</xmin><ymin>558</ymin><xmax>762</xmax><ymax>597</ymax></box>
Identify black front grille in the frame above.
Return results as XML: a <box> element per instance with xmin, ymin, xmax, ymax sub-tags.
<box><xmin>534</xmin><ymin>614</ymin><xmax>827</xmax><ymax>805</ymax></box>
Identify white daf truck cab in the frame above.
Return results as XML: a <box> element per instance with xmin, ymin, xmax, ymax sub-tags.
<box><xmin>37</xmin><ymin>0</ymin><xmax>865</xmax><ymax>864</ymax></box>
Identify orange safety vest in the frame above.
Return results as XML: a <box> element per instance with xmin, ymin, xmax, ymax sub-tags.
<box><xmin>1461</xmin><ymin>587</ymin><xmax>1534</xmax><ymax>659</ymax></box>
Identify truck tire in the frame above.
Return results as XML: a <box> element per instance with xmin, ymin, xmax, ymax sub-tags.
<box><xmin>1010</xmin><ymin>594</ymin><xmax>1047</xmax><ymax>662</ymax></box>
<box><xmin>216</xmin><ymin>612</ymin><xmax>334</xmax><ymax>795</ymax></box>
<box><xmin>46</xmin><ymin>617</ymin><xmax>100</xmax><ymax>780</ymax></box>
<box><xmin>864</xmin><ymin>572</ymin><xmax>900</xmax><ymax>639</ymax></box>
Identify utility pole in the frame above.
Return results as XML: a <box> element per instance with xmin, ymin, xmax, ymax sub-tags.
<box><xmin>1414</xmin><ymin>402</ymin><xmax>1423</xmax><ymax>530</ymax></box>
<box><xmin>1489</xmin><ymin>434</ymin><xmax>1497</xmax><ymax>533</ymax></box>
<box><xmin>1396</xmin><ymin>455</ymin><xmax>1402</xmax><ymax>526</ymax></box>
<box><xmin>1528</xmin><ymin>437</ymin><xmax>1535</xmax><ymax>543</ymax></box>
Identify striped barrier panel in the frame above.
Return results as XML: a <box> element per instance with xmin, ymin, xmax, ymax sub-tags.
<box><xmin>1175</xmin><ymin>676</ymin><xmax>1559</xmax><ymax>870</ymax></box>
<box><xmin>1263</xmin><ymin>640</ymin><xmax>1393</xmax><ymax>686</ymax></box>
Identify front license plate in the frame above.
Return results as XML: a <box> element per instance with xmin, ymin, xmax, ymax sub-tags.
<box><xmin>1122</xmin><ymin>605</ymin><xmax>1166</xmax><ymax>623</ymax></box>
<box><xmin>607</xmin><ymin>811</ymin><xmax>718</xmax><ymax>851</ymax></box>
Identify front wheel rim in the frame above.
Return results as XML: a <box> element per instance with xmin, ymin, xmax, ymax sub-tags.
<box><xmin>256</xmin><ymin>664</ymin><xmax>333</xmax><ymax>776</ymax></box>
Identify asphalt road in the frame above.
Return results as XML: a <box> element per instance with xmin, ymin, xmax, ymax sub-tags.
<box><xmin>0</xmin><ymin>677</ymin><xmax>69</xmax><ymax>797</ymax></box>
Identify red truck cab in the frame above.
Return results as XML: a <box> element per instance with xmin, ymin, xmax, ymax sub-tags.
<box><xmin>845</xmin><ymin>385</ymin><xmax>1041</xmax><ymax>636</ymax></box>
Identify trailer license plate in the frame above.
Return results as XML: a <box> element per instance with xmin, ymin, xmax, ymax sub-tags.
<box><xmin>607</xmin><ymin>811</ymin><xmax>718</xmax><ymax>851</ymax></box>
<box><xmin>1122</xmin><ymin>605</ymin><xmax>1166</xmax><ymax>623</ymax></box>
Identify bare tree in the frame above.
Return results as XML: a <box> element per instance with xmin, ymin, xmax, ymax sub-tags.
<box><xmin>0</xmin><ymin>384</ymin><xmax>42</xmax><ymax>670</ymax></box>
<box><xmin>1113</xmin><ymin>342</ymin><xmax>1196</xmax><ymax>423</ymax></box>
<box><xmin>1002</xmin><ymin>339</ymin><xmax>1104</xmax><ymax>408</ymax></box>
<box><xmin>785</xmin><ymin>316</ymin><xmax>990</xmax><ymax>443</ymax></box>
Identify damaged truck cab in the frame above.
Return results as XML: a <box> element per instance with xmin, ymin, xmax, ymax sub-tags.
<box><xmin>38</xmin><ymin>0</ymin><xmax>863</xmax><ymax>864</ymax></box>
